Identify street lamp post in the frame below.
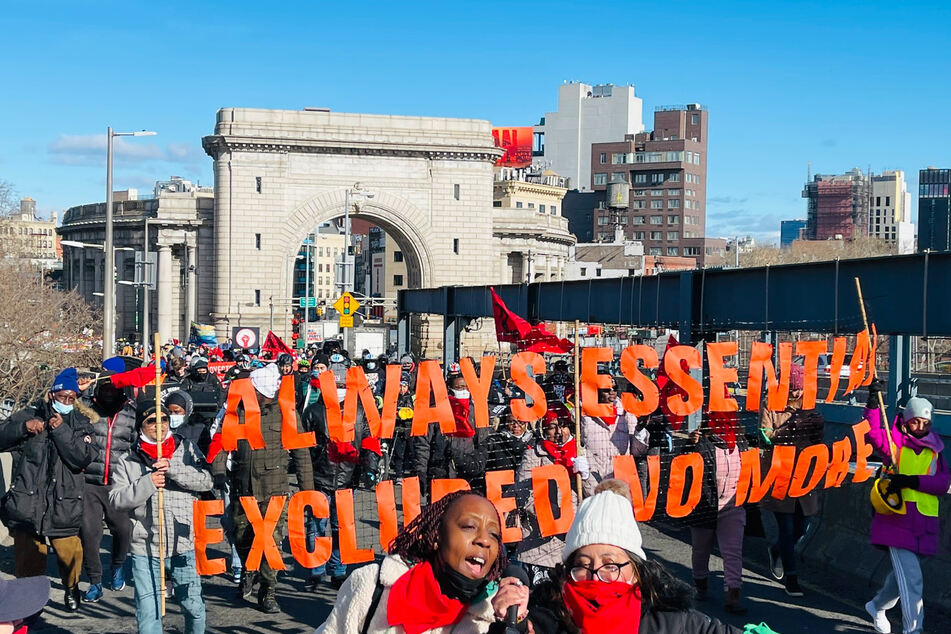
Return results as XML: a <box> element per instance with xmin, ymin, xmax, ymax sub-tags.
<box><xmin>341</xmin><ymin>183</ymin><xmax>374</xmax><ymax>354</ymax></box>
<box><xmin>104</xmin><ymin>127</ymin><xmax>156</xmax><ymax>360</ymax></box>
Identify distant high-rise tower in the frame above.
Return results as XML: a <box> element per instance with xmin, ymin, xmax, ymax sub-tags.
<box><xmin>918</xmin><ymin>167</ymin><xmax>951</xmax><ymax>252</ymax></box>
<box><xmin>534</xmin><ymin>82</ymin><xmax>644</xmax><ymax>192</ymax></box>
<box><xmin>802</xmin><ymin>169</ymin><xmax>868</xmax><ymax>241</ymax></box>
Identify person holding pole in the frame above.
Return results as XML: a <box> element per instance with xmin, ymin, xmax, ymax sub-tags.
<box><xmin>109</xmin><ymin>391</ymin><xmax>213</xmax><ymax>634</ymax></box>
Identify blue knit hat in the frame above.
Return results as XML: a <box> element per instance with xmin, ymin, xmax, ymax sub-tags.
<box><xmin>51</xmin><ymin>368</ymin><xmax>80</xmax><ymax>394</ymax></box>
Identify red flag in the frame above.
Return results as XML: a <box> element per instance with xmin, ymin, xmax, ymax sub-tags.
<box><xmin>110</xmin><ymin>365</ymin><xmax>160</xmax><ymax>389</ymax></box>
<box><xmin>490</xmin><ymin>287</ymin><xmax>573</xmax><ymax>353</ymax></box>
<box><xmin>261</xmin><ymin>331</ymin><xmax>294</xmax><ymax>358</ymax></box>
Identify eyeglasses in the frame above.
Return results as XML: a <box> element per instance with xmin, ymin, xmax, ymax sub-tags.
<box><xmin>569</xmin><ymin>561</ymin><xmax>633</xmax><ymax>583</ymax></box>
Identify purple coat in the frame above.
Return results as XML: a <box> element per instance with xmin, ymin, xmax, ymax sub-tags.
<box><xmin>865</xmin><ymin>407</ymin><xmax>950</xmax><ymax>556</ymax></box>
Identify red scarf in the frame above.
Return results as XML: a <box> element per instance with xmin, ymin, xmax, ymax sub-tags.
<box><xmin>387</xmin><ymin>561</ymin><xmax>467</xmax><ymax>634</ymax></box>
<box><xmin>709</xmin><ymin>411</ymin><xmax>738</xmax><ymax>450</ymax></box>
<box><xmin>562</xmin><ymin>580</ymin><xmax>642</xmax><ymax>634</ymax></box>
<box><xmin>540</xmin><ymin>438</ymin><xmax>577</xmax><ymax>472</ymax></box>
<box><xmin>329</xmin><ymin>441</ymin><xmax>360</xmax><ymax>463</ymax></box>
<box><xmin>139</xmin><ymin>435</ymin><xmax>176</xmax><ymax>461</ymax></box>
<box><xmin>600</xmin><ymin>403</ymin><xmax>619</xmax><ymax>426</ymax></box>
<box><xmin>448</xmin><ymin>396</ymin><xmax>475</xmax><ymax>438</ymax></box>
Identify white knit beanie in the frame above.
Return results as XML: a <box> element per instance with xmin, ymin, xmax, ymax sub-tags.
<box><xmin>250</xmin><ymin>364</ymin><xmax>280</xmax><ymax>399</ymax></box>
<box><xmin>562</xmin><ymin>491</ymin><xmax>646</xmax><ymax>562</ymax></box>
<box><xmin>902</xmin><ymin>396</ymin><xmax>933</xmax><ymax>423</ymax></box>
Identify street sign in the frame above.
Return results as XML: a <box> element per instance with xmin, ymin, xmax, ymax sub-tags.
<box><xmin>134</xmin><ymin>251</ymin><xmax>157</xmax><ymax>290</ymax></box>
<box><xmin>298</xmin><ymin>297</ymin><xmax>317</xmax><ymax>308</ymax></box>
<box><xmin>232</xmin><ymin>326</ymin><xmax>259</xmax><ymax>350</ymax></box>
<box><xmin>333</xmin><ymin>292</ymin><xmax>360</xmax><ymax>328</ymax></box>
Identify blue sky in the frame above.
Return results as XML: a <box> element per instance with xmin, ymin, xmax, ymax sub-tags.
<box><xmin>2</xmin><ymin>0</ymin><xmax>949</xmax><ymax>243</ymax></box>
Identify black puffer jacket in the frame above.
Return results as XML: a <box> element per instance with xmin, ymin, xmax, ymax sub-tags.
<box><xmin>411</xmin><ymin>404</ymin><xmax>490</xmax><ymax>496</ymax></box>
<box><xmin>81</xmin><ymin>401</ymin><xmax>136</xmax><ymax>486</ymax></box>
<box><xmin>0</xmin><ymin>399</ymin><xmax>98</xmax><ymax>537</ymax></box>
<box><xmin>302</xmin><ymin>397</ymin><xmax>369</xmax><ymax>494</ymax></box>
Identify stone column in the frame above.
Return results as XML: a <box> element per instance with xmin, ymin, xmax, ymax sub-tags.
<box><xmin>546</xmin><ymin>254</ymin><xmax>552</xmax><ymax>281</ymax></box>
<box><xmin>185</xmin><ymin>243</ymin><xmax>197</xmax><ymax>341</ymax></box>
<box><xmin>521</xmin><ymin>252</ymin><xmax>530</xmax><ymax>284</ymax></box>
<box><xmin>93</xmin><ymin>253</ymin><xmax>103</xmax><ymax>307</ymax></box>
<box><xmin>157</xmin><ymin>244</ymin><xmax>173</xmax><ymax>345</ymax></box>
<box><xmin>77</xmin><ymin>251</ymin><xmax>85</xmax><ymax>297</ymax></box>
<box><xmin>499</xmin><ymin>253</ymin><xmax>509</xmax><ymax>284</ymax></box>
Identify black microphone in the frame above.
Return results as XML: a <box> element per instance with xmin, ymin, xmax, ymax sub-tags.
<box><xmin>503</xmin><ymin>564</ymin><xmax>531</xmax><ymax>630</ymax></box>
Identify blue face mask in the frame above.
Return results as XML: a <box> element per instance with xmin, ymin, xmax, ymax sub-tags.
<box><xmin>52</xmin><ymin>400</ymin><xmax>74</xmax><ymax>415</ymax></box>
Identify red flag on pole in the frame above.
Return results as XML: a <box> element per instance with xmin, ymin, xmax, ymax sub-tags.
<box><xmin>261</xmin><ymin>331</ymin><xmax>294</xmax><ymax>358</ymax></box>
<box><xmin>490</xmin><ymin>288</ymin><xmax>573</xmax><ymax>354</ymax></box>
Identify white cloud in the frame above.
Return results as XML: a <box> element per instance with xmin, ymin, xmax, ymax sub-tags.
<box><xmin>48</xmin><ymin>134</ymin><xmax>165</xmax><ymax>164</ymax></box>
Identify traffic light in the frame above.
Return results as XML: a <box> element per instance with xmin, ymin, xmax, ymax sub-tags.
<box><xmin>342</xmin><ymin>294</ymin><xmax>352</xmax><ymax>316</ymax></box>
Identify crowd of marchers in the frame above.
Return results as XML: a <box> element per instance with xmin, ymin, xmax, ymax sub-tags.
<box><xmin>0</xmin><ymin>338</ymin><xmax>946</xmax><ymax>634</ymax></box>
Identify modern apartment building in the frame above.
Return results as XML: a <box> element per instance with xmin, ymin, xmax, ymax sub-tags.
<box><xmin>869</xmin><ymin>170</ymin><xmax>914</xmax><ymax>253</ymax></box>
<box><xmin>533</xmin><ymin>82</ymin><xmax>644</xmax><ymax>192</ymax></box>
<box><xmin>589</xmin><ymin>104</ymin><xmax>716</xmax><ymax>266</ymax></box>
<box><xmin>802</xmin><ymin>168</ymin><xmax>868</xmax><ymax>241</ymax></box>
<box><xmin>918</xmin><ymin>167</ymin><xmax>951</xmax><ymax>252</ymax></box>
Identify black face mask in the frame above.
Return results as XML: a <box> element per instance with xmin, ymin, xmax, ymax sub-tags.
<box><xmin>433</xmin><ymin>557</ymin><xmax>489</xmax><ymax>602</ymax></box>
<box><xmin>192</xmin><ymin>371</ymin><xmax>208</xmax><ymax>383</ymax></box>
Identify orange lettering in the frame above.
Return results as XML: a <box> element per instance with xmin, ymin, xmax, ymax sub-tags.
<box><xmin>735</xmin><ymin>446</ymin><xmax>796</xmax><ymax>505</ymax></box>
<box><xmin>240</xmin><ymin>495</ymin><xmax>286</xmax><ymax>572</ymax></box>
<box><xmin>706</xmin><ymin>341</ymin><xmax>738</xmax><ymax>413</ymax></box>
<box><xmin>460</xmin><ymin>356</ymin><xmax>496</xmax><ymax>429</ymax></box>
<box><xmin>485</xmin><ymin>470</ymin><xmax>520</xmax><ymax>543</ymax></box>
<box><xmin>222</xmin><ymin>378</ymin><xmax>265</xmax><ymax>450</ymax></box>
<box><xmin>510</xmin><ymin>352</ymin><xmax>547</xmax><ymax>422</ymax></box>
<box><xmin>335</xmin><ymin>489</ymin><xmax>374</xmax><ymax>565</ymax></box>
<box><xmin>531</xmin><ymin>464</ymin><xmax>574</xmax><ymax>537</ymax></box>
<box><xmin>788</xmin><ymin>444</ymin><xmax>830</xmax><ymax>498</ymax></box>
<box><xmin>193</xmin><ymin>499</ymin><xmax>226</xmax><ymax>576</ymax></box>
<box><xmin>666</xmin><ymin>452</ymin><xmax>704</xmax><ymax>518</ymax></box>
<box><xmin>279</xmin><ymin>375</ymin><xmax>315</xmax><ymax>450</ymax></box>
<box><xmin>612</xmin><ymin>454</ymin><xmax>660</xmax><ymax>521</ymax></box>
<box><xmin>795</xmin><ymin>340</ymin><xmax>827</xmax><ymax>410</ymax></box>
<box><xmin>411</xmin><ymin>360</ymin><xmax>455</xmax><ymax>436</ymax></box>
<box><xmin>663</xmin><ymin>346</ymin><xmax>703</xmax><ymax>417</ymax></box>
<box><xmin>619</xmin><ymin>345</ymin><xmax>660</xmax><ymax>418</ymax></box>
<box><xmin>581</xmin><ymin>347</ymin><xmax>614</xmax><ymax>418</ymax></box>
<box><xmin>287</xmin><ymin>490</ymin><xmax>330</xmax><ymax>569</ymax></box>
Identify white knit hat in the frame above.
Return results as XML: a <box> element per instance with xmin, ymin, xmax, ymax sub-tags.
<box><xmin>562</xmin><ymin>491</ymin><xmax>646</xmax><ymax>562</ymax></box>
<box><xmin>901</xmin><ymin>396</ymin><xmax>933</xmax><ymax>423</ymax></box>
<box><xmin>250</xmin><ymin>364</ymin><xmax>280</xmax><ymax>399</ymax></box>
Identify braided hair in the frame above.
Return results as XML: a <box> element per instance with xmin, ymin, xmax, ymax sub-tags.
<box><xmin>387</xmin><ymin>490</ymin><xmax>507</xmax><ymax>582</ymax></box>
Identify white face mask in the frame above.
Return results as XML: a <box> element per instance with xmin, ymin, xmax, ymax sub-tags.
<box><xmin>451</xmin><ymin>389</ymin><xmax>470</xmax><ymax>400</ymax></box>
<box><xmin>169</xmin><ymin>414</ymin><xmax>186</xmax><ymax>429</ymax></box>
<box><xmin>336</xmin><ymin>388</ymin><xmax>348</xmax><ymax>402</ymax></box>
<box><xmin>52</xmin><ymin>400</ymin><xmax>74</xmax><ymax>415</ymax></box>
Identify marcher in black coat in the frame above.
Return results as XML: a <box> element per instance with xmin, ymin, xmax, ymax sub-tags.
<box><xmin>76</xmin><ymin>378</ymin><xmax>136</xmax><ymax>601</ymax></box>
<box><xmin>0</xmin><ymin>369</ymin><xmax>97</xmax><ymax>611</ymax></box>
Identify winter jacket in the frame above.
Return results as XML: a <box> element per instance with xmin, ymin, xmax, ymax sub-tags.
<box><xmin>865</xmin><ymin>407</ymin><xmax>950</xmax><ymax>556</ymax></box>
<box><xmin>180</xmin><ymin>371</ymin><xmax>223</xmax><ymax>406</ymax></box>
<box><xmin>303</xmin><ymin>397</ymin><xmax>370</xmax><ymax>494</ymax></box>
<box><xmin>526</xmin><ymin>602</ymin><xmax>740</xmax><ymax>634</ymax></box>
<box><xmin>513</xmin><ymin>441</ymin><xmax>595</xmax><ymax>569</ymax></box>
<box><xmin>109</xmin><ymin>435</ymin><xmax>213</xmax><ymax>557</ymax></box>
<box><xmin>758</xmin><ymin>402</ymin><xmax>825</xmax><ymax>515</ymax></box>
<box><xmin>314</xmin><ymin>554</ymin><xmax>498</xmax><ymax>634</ymax></box>
<box><xmin>681</xmin><ymin>434</ymin><xmax>746</xmax><ymax>530</ymax></box>
<box><xmin>0</xmin><ymin>399</ymin><xmax>97</xmax><ymax>538</ymax></box>
<box><xmin>231</xmin><ymin>393</ymin><xmax>316</xmax><ymax>502</ymax></box>
<box><xmin>580</xmin><ymin>398</ymin><xmax>649</xmax><ymax>483</ymax></box>
<box><xmin>81</xmin><ymin>401</ymin><xmax>136</xmax><ymax>486</ymax></box>
<box><xmin>411</xmin><ymin>402</ymin><xmax>490</xmax><ymax>496</ymax></box>
<box><xmin>485</xmin><ymin>429</ymin><xmax>534</xmax><ymax>475</ymax></box>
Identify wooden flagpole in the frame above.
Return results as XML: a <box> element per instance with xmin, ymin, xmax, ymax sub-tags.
<box><xmin>153</xmin><ymin>333</ymin><xmax>166</xmax><ymax>617</ymax></box>
<box><xmin>573</xmin><ymin>320</ymin><xmax>583</xmax><ymax>500</ymax></box>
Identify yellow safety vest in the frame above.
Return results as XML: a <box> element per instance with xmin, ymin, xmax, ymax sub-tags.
<box><xmin>898</xmin><ymin>446</ymin><xmax>940</xmax><ymax>518</ymax></box>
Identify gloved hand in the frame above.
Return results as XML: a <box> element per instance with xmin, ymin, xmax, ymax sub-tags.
<box><xmin>213</xmin><ymin>473</ymin><xmax>227</xmax><ymax>491</ymax></box>
<box><xmin>885</xmin><ymin>474</ymin><xmax>919</xmax><ymax>496</ymax></box>
<box><xmin>866</xmin><ymin>378</ymin><xmax>886</xmax><ymax>409</ymax></box>
<box><xmin>571</xmin><ymin>455</ymin><xmax>591</xmax><ymax>481</ymax></box>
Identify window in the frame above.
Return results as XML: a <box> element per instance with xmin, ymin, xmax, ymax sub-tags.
<box><xmin>668</xmin><ymin>215</ymin><xmax>680</xmax><ymax>224</ymax></box>
<box><xmin>632</xmin><ymin>216</ymin><xmax>646</xmax><ymax>224</ymax></box>
<box><xmin>693</xmin><ymin>153</ymin><xmax>701</xmax><ymax>165</ymax></box>
<box><xmin>493</xmin><ymin>200</ymin><xmax>502</xmax><ymax>207</ymax></box>
<box><xmin>610</xmin><ymin>172</ymin><xmax>627</xmax><ymax>183</ymax></box>
<box><xmin>580</xmin><ymin>267</ymin><xmax>587</xmax><ymax>276</ymax></box>
<box><xmin>597</xmin><ymin>216</ymin><xmax>610</xmax><ymax>226</ymax></box>
<box><xmin>650</xmin><ymin>200</ymin><xmax>663</xmax><ymax>209</ymax></box>
<box><xmin>650</xmin><ymin>215</ymin><xmax>663</xmax><ymax>224</ymax></box>
<box><xmin>667</xmin><ymin>231</ymin><xmax>679</xmax><ymax>241</ymax></box>
<box><xmin>632</xmin><ymin>200</ymin><xmax>645</xmax><ymax>209</ymax></box>
<box><xmin>539</xmin><ymin>204</ymin><xmax>546</xmax><ymax>213</ymax></box>
<box><xmin>594</xmin><ymin>173</ymin><xmax>608</xmax><ymax>185</ymax></box>
<box><xmin>667</xmin><ymin>189</ymin><xmax>681</xmax><ymax>196</ymax></box>
<box><xmin>255</xmin><ymin>233</ymin><xmax>261</xmax><ymax>249</ymax></box>
<box><xmin>254</xmin><ymin>290</ymin><xmax>261</xmax><ymax>306</ymax></box>
<box><xmin>668</xmin><ymin>173</ymin><xmax>681</xmax><ymax>182</ymax></box>
<box><xmin>634</xmin><ymin>174</ymin><xmax>647</xmax><ymax>184</ymax></box>
<box><xmin>600</xmin><ymin>153</ymin><xmax>607</xmax><ymax>164</ymax></box>
<box><xmin>454</xmin><ymin>184</ymin><xmax>461</xmax><ymax>200</ymax></box>
<box><xmin>393</xmin><ymin>274</ymin><xmax>404</xmax><ymax>286</ymax></box>
<box><xmin>651</xmin><ymin>189</ymin><xmax>664</xmax><ymax>196</ymax></box>
<box><xmin>634</xmin><ymin>231</ymin><xmax>645</xmax><ymax>240</ymax></box>
<box><xmin>650</xmin><ymin>247</ymin><xmax>662</xmax><ymax>255</ymax></box>
<box><xmin>668</xmin><ymin>199</ymin><xmax>680</xmax><ymax>208</ymax></box>
<box><xmin>633</xmin><ymin>189</ymin><xmax>645</xmax><ymax>196</ymax></box>
<box><xmin>516</xmin><ymin>201</ymin><xmax>523</xmax><ymax>208</ymax></box>
<box><xmin>453</xmin><ymin>238</ymin><xmax>459</xmax><ymax>254</ymax></box>
<box><xmin>527</xmin><ymin>202</ymin><xmax>535</xmax><ymax>208</ymax></box>
<box><xmin>650</xmin><ymin>231</ymin><xmax>663</xmax><ymax>240</ymax></box>
<box><xmin>886</xmin><ymin>196</ymin><xmax>891</xmax><ymax>206</ymax></box>
<box><xmin>691</xmin><ymin>114</ymin><xmax>699</xmax><ymax>125</ymax></box>
<box><xmin>394</xmin><ymin>251</ymin><xmax>403</xmax><ymax>263</ymax></box>
<box><xmin>651</xmin><ymin>173</ymin><xmax>664</xmax><ymax>184</ymax></box>
<box><xmin>667</xmin><ymin>247</ymin><xmax>679</xmax><ymax>256</ymax></box>
<box><xmin>876</xmin><ymin>196</ymin><xmax>881</xmax><ymax>207</ymax></box>
<box><xmin>255</xmin><ymin>177</ymin><xmax>262</xmax><ymax>193</ymax></box>
<box><xmin>684</xmin><ymin>247</ymin><xmax>701</xmax><ymax>256</ymax></box>
<box><xmin>550</xmin><ymin>206</ymin><xmax>557</xmax><ymax>215</ymax></box>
